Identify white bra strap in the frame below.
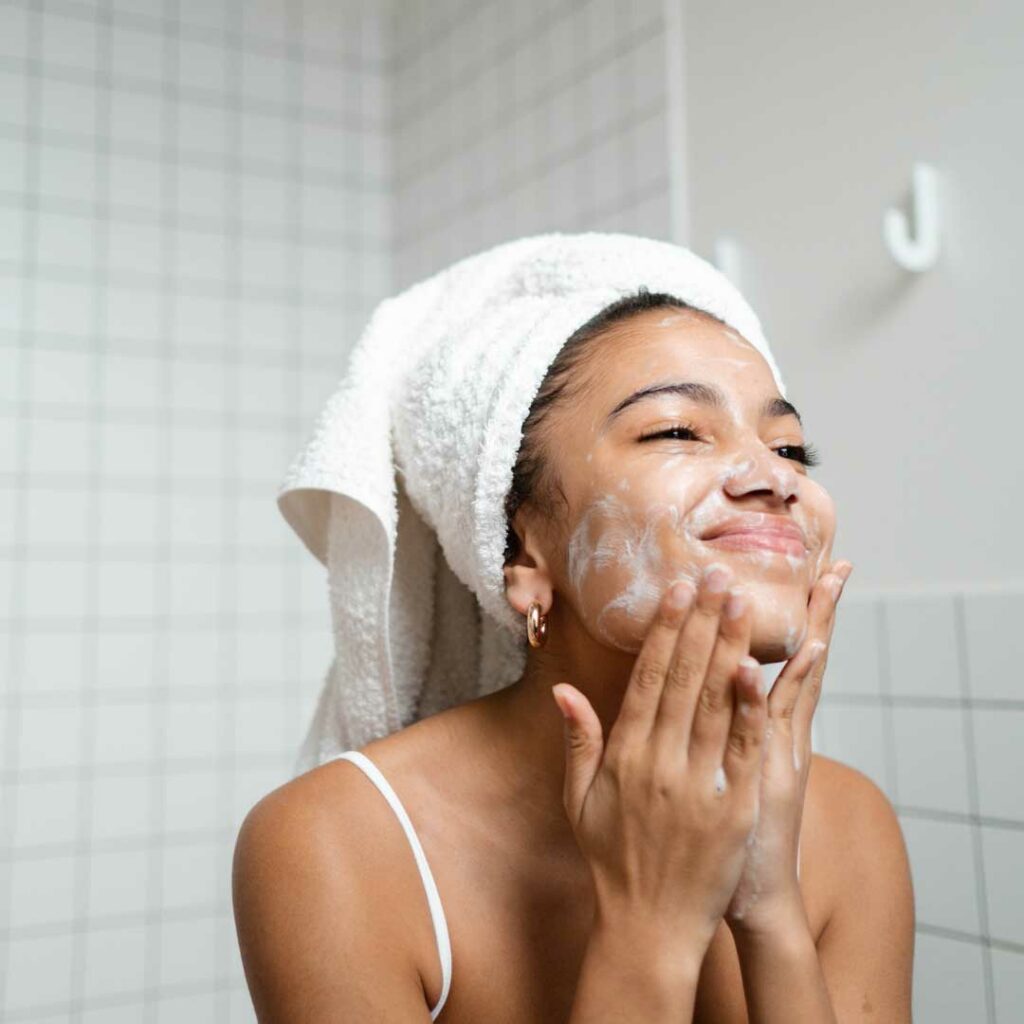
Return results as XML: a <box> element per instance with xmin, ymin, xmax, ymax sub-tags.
<box><xmin>329</xmin><ymin>750</ymin><xmax>452</xmax><ymax>1020</ymax></box>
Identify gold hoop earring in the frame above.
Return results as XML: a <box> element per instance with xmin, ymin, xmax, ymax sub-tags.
<box><xmin>526</xmin><ymin>600</ymin><xmax>548</xmax><ymax>648</ymax></box>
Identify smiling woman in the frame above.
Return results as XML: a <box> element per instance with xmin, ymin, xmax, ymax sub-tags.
<box><xmin>503</xmin><ymin>292</ymin><xmax>837</xmax><ymax>665</ymax></box>
<box><xmin>232</xmin><ymin>233</ymin><xmax>913</xmax><ymax>1023</ymax></box>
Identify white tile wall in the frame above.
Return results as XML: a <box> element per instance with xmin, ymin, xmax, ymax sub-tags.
<box><xmin>390</xmin><ymin>0</ymin><xmax>673</xmax><ymax>286</ymax></box>
<box><xmin>1</xmin><ymin>0</ymin><xmax>389</xmax><ymax>1020</ymax></box>
<box><xmin>5</xmin><ymin>1</ymin><xmax>1019</xmax><ymax>1022</ymax></box>
<box><xmin>817</xmin><ymin>585</ymin><xmax>1024</xmax><ymax>1023</ymax></box>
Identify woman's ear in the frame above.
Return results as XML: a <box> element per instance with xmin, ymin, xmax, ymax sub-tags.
<box><xmin>502</xmin><ymin>508</ymin><xmax>556</xmax><ymax>617</ymax></box>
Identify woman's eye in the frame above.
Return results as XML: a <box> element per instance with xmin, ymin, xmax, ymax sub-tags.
<box><xmin>639</xmin><ymin>424</ymin><xmax>700</xmax><ymax>442</ymax></box>
<box><xmin>639</xmin><ymin>426</ymin><xmax>822</xmax><ymax>469</ymax></box>
<box><xmin>775</xmin><ymin>444</ymin><xmax>821</xmax><ymax>468</ymax></box>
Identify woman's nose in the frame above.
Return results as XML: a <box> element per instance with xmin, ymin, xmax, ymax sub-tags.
<box><xmin>720</xmin><ymin>447</ymin><xmax>800</xmax><ymax>503</ymax></box>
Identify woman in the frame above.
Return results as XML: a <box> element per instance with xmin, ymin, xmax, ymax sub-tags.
<box><xmin>233</xmin><ymin>234</ymin><xmax>914</xmax><ymax>1022</ymax></box>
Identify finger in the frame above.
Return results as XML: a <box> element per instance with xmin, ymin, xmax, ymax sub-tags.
<box><xmin>651</xmin><ymin>573</ymin><xmax>749</xmax><ymax>757</ymax></box>
<box><xmin>551</xmin><ymin>684</ymin><xmax>605</xmax><ymax>828</ymax></box>
<box><xmin>605</xmin><ymin>578</ymin><xmax>697</xmax><ymax>755</ymax></box>
<box><xmin>790</xmin><ymin>640</ymin><xmax>828</xmax><ymax>761</ymax></box>
<box><xmin>792</xmin><ymin>564</ymin><xmax>853</xmax><ymax>747</ymax></box>
<box><xmin>647</xmin><ymin>562</ymin><xmax>734</xmax><ymax>756</ymax></box>
<box><xmin>671</xmin><ymin>582</ymin><xmax>753</xmax><ymax>771</ymax></box>
<box><xmin>721</xmin><ymin>656</ymin><xmax>768</xmax><ymax>788</ymax></box>
<box><xmin>767</xmin><ymin>569</ymin><xmax>844</xmax><ymax>723</ymax></box>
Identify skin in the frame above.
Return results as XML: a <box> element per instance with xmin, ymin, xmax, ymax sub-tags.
<box><xmin>233</xmin><ymin>308</ymin><xmax>915</xmax><ymax>1022</ymax></box>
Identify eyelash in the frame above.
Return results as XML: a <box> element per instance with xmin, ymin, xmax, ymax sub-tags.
<box><xmin>639</xmin><ymin>423</ymin><xmax>822</xmax><ymax>468</ymax></box>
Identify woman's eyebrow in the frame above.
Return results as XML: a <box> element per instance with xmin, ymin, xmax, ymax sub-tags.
<box><xmin>601</xmin><ymin>381</ymin><xmax>803</xmax><ymax>430</ymax></box>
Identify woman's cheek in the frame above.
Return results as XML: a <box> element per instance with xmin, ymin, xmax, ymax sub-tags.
<box><xmin>565</xmin><ymin>493</ymin><xmax>697</xmax><ymax>652</ymax></box>
<box><xmin>802</xmin><ymin>479</ymin><xmax>838</xmax><ymax>581</ymax></box>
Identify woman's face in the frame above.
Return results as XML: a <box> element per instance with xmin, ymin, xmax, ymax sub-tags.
<box><xmin>537</xmin><ymin>307</ymin><xmax>836</xmax><ymax>664</ymax></box>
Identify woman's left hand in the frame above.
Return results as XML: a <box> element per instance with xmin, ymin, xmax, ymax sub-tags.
<box><xmin>722</xmin><ymin>558</ymin><xmax>854</xmax><ymax>935</ymax></box>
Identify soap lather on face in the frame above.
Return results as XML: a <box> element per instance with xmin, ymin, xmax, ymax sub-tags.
<box><xmin>547</xmin><ymin>307</ymin><xmax>836</xmax><ymax>666</ymax></box>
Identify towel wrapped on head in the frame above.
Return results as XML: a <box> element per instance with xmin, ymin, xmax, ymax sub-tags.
<box><xmin>277</xmin><ymin>231</ymin><xmax>786</xmax><ymax>776</ymax></box>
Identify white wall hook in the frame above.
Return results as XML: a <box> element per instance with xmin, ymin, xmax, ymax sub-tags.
<box><xmin>712</xmin><ymin>236</ymin><xmax>741</xmax><ymax>287</ymax></box>
<box><xmin>883</xmin><ymin>162</ymin><xmax>941</xmax><ymax>272</ymax></box>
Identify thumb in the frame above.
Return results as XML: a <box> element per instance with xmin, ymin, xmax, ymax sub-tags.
<box><xmin>551</xmin><ymin>683</ymin><xmax>604</xmax><ymax>828</ymax></box>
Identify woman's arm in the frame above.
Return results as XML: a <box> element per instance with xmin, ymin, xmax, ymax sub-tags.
<box><xmin>567</xmin><ymin>909</ymin><xmax>710</xmax><ymax>1022</ymax></box>
<box><xmin>730</xmin><ymin>764</ymin><xmax>915</xmax><ymax>1024</ymax></box>
<box><xmin>232</xmin><ymin>783</ymin><xmax>434</xmax><ymax>1023</ymax></box>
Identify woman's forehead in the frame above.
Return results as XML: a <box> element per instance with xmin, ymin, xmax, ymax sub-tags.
<box><xmin>581</xmin><ymin>313</ymin><xmax>776</xmax><ymax>406</ymax></box>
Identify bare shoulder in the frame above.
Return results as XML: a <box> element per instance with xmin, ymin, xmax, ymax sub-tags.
<box><xmin>808</xmin><ymin>751</ymin><xmax>902</xmax><ymax>831</ymax></box>
<box><xmin>807</xmin><ymin>752</ymin><xmax>915</xmax><ymax>933</ymax></box>
<box><xmin>232</xmin><ymin>758</ymin><xmax>434</xmax><ymax>1022</ymax></box>
<box><xmin>807</xmin><ymin>759</ymin><xmax>915</xmax><ymax>1015</ymax></box>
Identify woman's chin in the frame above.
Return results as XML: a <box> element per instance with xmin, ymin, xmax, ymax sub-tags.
<box><xmin>750</xmin><ymin>606</ymin><xmax>808</xmax><ymax>663</ymax></box>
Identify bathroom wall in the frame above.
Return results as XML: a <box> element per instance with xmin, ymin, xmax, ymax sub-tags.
<box><xmin>0</xmin><ymin>1</ymin><xmax>390</xmax><ymax>1020</ymax></box>
<box><xmin>680</xmin><ymin>2</ymin><xmax>1024</xmax><ymax>1020</ymax></box>
<box><xmin>1</xmin><ymin>0</ymin><xmax>679</xmax><ymax>1020</ymax></box>
<box><xmin>389</xmin><ymin>0</ymin><xmax>674</xmax><ymax>286</ymax></box>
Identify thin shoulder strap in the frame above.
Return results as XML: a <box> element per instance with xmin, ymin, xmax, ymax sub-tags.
<box><xmin>329</xmin><ymin>750</ymin><xmax>452</xmax><ymax>1021</ymax></box>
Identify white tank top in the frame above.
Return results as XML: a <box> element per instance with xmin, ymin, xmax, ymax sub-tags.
<box><xmin>328</xmin><ymin>750</ymin><xmax>452</xmax><ymax>1020</ymax></box>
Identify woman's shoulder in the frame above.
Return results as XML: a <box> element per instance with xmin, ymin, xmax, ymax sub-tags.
<box><xmin>232</xmin><ymin>739</ymin><xmax>441</xmax><ymax>1019</ymax></box>
<box><xmin>808</xmin><ymin>751</ymin><xmax>896</xmax><ymax>818</ymax></box>
<box><xmin>805</xmin><ymin>752</ymin><xmax>906</xmax><ymax>930</ymax></box>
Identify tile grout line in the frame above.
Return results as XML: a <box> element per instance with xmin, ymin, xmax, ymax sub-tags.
<box><xmin>67</xmin><ymin>0</ymin><xmax>113</xmax><ymax>1014</ymax></box>
<box><xmin>954</xmin><ymin>592</ymin><xmax>997</xmax><ymax>1021</ymax></box>
<box><xmin>0</xmin><ymin>0</ymin><xmax>44</xmax><ymax>1015</ymax></box>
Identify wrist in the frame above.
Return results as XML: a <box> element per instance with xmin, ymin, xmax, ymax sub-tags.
<box><xmin>591</xmin><ymin>903</ymin><xmax>710</xmax><ymax>982</ymax></box>
<box><xmin>727</xmin><ymin>889</ymin><xmax>812</xmax><ymax>946</ymax></box>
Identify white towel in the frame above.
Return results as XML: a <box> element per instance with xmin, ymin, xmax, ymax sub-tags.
<box><xmin>277</xmin><ymin>231</ymin><xmax>786</xmax><ymax>776</ymax></box>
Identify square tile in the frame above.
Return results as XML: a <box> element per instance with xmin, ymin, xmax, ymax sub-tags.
<box><xmin>90</xmin><ymin>773</ymin><xmax>153</xmax><ymax>842</ymax></box>
<box><xmin>962</xmin><ymin>590</ymin><xmax>1024</xmax><ymax>700</ymax></box>
<box><xmin>824</xmin><ymin>597</ymin><xmax>882</xmax><ymax>696</ymax></box>
<box><xmin>3</xmin><ymin>931</ymin><xmax>74</xmax><ymax>1012</ymax></box>
<box><xmin>98</xmin><ymin>488</ymin><xmax>160</xmax><ymax>547</ymax></box>
<box><xmin>981</xmin><ymin>825</ymin><xmax>1024</xmax><ymax>945</ymax></box>
<box><xmin>95</xmin><ymin>630</ymin><xmax>157</xmax><ymax>691</ymax></box>
<box><xmin>973</xmin><ymin>708</ymin><xmax>1024</xmax><ymax>822</ymax></box>
<box><xmin>17</xmin><ymin>705</ymin><xmax>82</xmax><ymax>772</ymax></box>
<box><xmin>164</xmin><ymin>696</ymin><xmax>220</xmax><ymax>762</ymax></box>
<box><xmin>13</xmin><ymin>777</ymin><xmax>81</xmax><ymax>847</ymax></box>
<box><xmin>813</xmin><ymin>702</ymin><xmax>890</xmax><ymax>797</ymax></box>
<box><xmin>97</xmin><ymin>559</ymin><xmax>157</xmax><ymax>619</ymax></box>
<box><xmin>899</xmin><ymin>816</ymin><xmax>980</xmax><ymax>934</ymax></box>
<box><xmin>83</xmin><ymin>922</ymin><xmax>147</xmax><ymax>999</ymax></box>
<box><xmin>20</xmin><ymin>626</ymin><xmax>88</xmax><ymax>693</ymax></box>
<box><xmin>161</xmin><ymin>840</ymin><xmax>220</xmax><ymax>909</ymax></box>
<box><xmin>10</xmin><ymin>853</ymin><xmax>77</xmax><ymax>929</ymax></box>
<box><xmin>912</xmin><ymin>932</ymin><xmax>987</xmax><ymax>1023</ymax></box>
<box><xmin>891</xmin><ymin>706</ymin><xmax>970</xmax><ymax>814</ymax></box>
<box><xmin>26</xmin><ymin>486</ymin><xmax>91</xmax><ymax>547</ymax></box>
<box><xmin>93</xmin><ymin>702</ymin><xmax>154</xmax><ymax>765</ymax></box>
<box><xmin>88</xmin><ymin>847</ymin><xmax>150</xmax><ymax>918</ymax></box>
<box><xmin>991</xmin><ymin>947</ymin><xmax>1024</xmax><ymax>1024</ymax></box>
<box><xmin>158</xmin><ymin>914</ymin><xmax>218</xmax><ymax>988</ymax></box>
<box><xmin>99</xmin><ymin>420</ymin><xmax>164</xmax><ymax>479</ymax></box>
<box><xmin>162</xmin><ymin>769</ymin><xmax>221</xmax><ymax>833</ymax></box>
<box><xmin>884</xmin><ymin>595</ymin><xmax>962</xmax><ymax>699</ymax></box>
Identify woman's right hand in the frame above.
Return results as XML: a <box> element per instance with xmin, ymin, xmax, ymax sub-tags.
<box><xmin>551</xmin><ymin>562</ymin><xmax>767</xmax><ymax>953</ymax></box>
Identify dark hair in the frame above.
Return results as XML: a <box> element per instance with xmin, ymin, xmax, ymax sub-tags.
<box><xmin>502</xmin><ymin>287</ymin><xmax>726</xmax><ymax>566</ymax></box>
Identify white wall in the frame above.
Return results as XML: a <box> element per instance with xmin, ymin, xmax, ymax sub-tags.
<box><xmin>1</xmin><ymin>0</ymin><xmax>679</xmax><ymax>1019</ymax></box>
<box><xmin>680</xmin><ymin>2</ymin><xmax>1024</xmax><ymax>1021</ymax></box>
<box><xmin>390</xmin><ymin>0</ymin><xmax>673</xmax><ymax>285</ymax></box>
<box><xmin>0</xmin><ymin>1</ymin><xmax>389</xmax><ymax>1020</ymax></box>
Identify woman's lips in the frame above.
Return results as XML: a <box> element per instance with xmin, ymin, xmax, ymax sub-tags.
<box><xmin>704</xmin><ymin>530</ymin><xmax>808</xmax><ymax>557</ymax></box>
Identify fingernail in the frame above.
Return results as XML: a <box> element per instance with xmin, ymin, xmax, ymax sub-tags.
<box><xmin>704</xmin><ymin>563</ymin><xmax>730</xmax><ymax>593</ymax></box>
<box><xmin>668</xmin><ymin>580</ymin><xmax>694</xmax><ymax>609</ymax></box>
<box><xmin>828</xmin><ymin>575</ymin><xmax>843</xmax><ymax>599</ymax></box>
<box><xmin>551</xmin><ymin>685</ymin><xmax>573</xmax><ymax>719</ymax></box>
<box><xmin>724</xmin><ymin>588</ymin><xmax>747</xmax><ymax>619</ymax></box>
